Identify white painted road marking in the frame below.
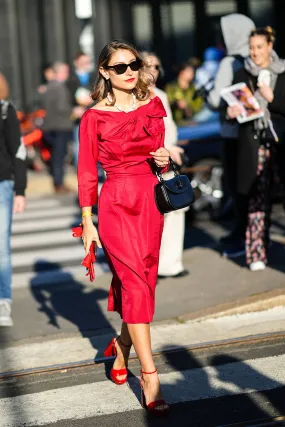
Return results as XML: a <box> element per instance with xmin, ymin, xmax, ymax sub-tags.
<box><xmin>13</xmin><ymin>206</ymin><xmax>80</xmax><ymax>222</ymax></box>
<box><xmin>11</xmin><ymin>195</ymin><xmax>108</xmax><ymax>289</ymax></box>
<box><xmin>1</xmin><ymin>354</ymin><xmax>285</xmax><ymax>426</ymax></box>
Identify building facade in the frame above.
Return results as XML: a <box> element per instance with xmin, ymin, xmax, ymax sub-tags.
<box><xmin>0</xmin><ymin>0</ymin><xmax>282</xmax><ymax>108</ymax></box>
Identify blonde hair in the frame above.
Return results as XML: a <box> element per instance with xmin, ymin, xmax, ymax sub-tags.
<box><xmin>91</xmin><ymin>40</ymin><xmax>154</xmax><ymax>105</ymax></box>
<box><xmin>250</xmin><ymin>26</ymin><xmax>276</xmax><ymax>44</ymax></box>
<box><xmin>140</xmin><ymin>51</ymin><xmax>164</xmax><ymax>78</ymax></box>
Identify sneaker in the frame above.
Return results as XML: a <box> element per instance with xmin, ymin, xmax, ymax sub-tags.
<box><xmin>222</xmin><ymin>244</ymin><xmax>245</xmax><ymax>259</ymax></box>
<box><xmin>0</xmin><ymin>301</ymin><xmax>13</xmax><ymax>327</ymax></box>
<box><xmin>249</xmin><ymin>261</ymin><xmax>266</xmax><ymax>271</ymax></box>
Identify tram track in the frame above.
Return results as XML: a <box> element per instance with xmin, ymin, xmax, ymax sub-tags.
<box><xmin>1</xmin><ymin>329</ymin><xmax>285</xmax><ymax>381</ymax></box>
<box><xmin>219</xmin><ymin>415</ymin><xmax>285</xmax><ymax>426</ymax></box>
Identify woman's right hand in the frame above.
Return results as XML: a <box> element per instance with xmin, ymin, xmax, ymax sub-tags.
<box><xmin>227</xmin><ymin>104</ymin><xmax>243</xmax><ymax>119</ymax></box>
<box><xmin>82</xmin><ymin>218</ymin><xmax>102</xmax><ymax>255</ymax></box>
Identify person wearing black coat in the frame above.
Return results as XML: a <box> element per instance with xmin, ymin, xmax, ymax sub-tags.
<box><xmin>227</xmin><ymin>27</ymin><xmax>285</xmax><ymax>271</ymax></box>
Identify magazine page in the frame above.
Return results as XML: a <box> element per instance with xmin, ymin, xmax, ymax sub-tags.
<box><xmin>221</xmin><ymin>82</ymin><xmax>264</xmax><ymax>123</ymax></box>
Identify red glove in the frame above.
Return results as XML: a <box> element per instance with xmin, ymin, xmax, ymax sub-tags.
<box><xmin>72</xmin><ymin>224</ymin><xmax>97</xmax><ymax>282</ymax></box>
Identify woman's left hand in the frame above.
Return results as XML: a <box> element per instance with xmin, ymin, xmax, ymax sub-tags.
<box><xmin>258</xmin><ymin>83</ymin><xmax>274</xmax><ymax>103</ymax></box>
<box><xmin>150</xmin><ymin>147</ymin><xmax>170</xmax><ymax>168</ymax></box>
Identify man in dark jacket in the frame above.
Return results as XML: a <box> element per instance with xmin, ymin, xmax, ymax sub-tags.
<box><xmin>42</xmin><ymin>62</ymin><xmax>74</xmax><ymax>193</ymax></box>
<box><xmin>0</xmin><ymin>99</ymin><xmax>27</xmax><ymax>326</ymax></box>
<box><xmin>66</xmin><ymin>52</ymin><xmax>94</xmax><ymax>166</ymax></box>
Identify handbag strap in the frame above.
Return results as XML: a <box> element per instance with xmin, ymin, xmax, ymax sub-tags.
<box><xmin>156</xmin><ymin>157</ymin><xmax>180</xmax><ymax>183</ymax></box>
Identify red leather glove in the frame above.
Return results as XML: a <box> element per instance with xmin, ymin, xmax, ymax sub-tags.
<box><xmin>72</xmin><ymin>224</ymin><xmax>97</xmax><ymax>282</ymax></box>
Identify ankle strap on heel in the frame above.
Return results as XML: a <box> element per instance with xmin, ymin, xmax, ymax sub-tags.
<box><xmin>140</xmin><ymin>369</ymin><xmax>157</xmax><ymax>375</ymax></box>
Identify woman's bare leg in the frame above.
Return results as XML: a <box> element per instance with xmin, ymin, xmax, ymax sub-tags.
<box><xmin>127</xmin><ymin>323</ymin><xmax>168</xmax><ymax>410</ymax></box>
<box><xmin>112</xmin><ymin>322</ymin><xmax>132</xmax><ymax>381</ymax></box>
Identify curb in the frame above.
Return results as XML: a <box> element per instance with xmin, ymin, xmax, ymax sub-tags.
<box><xmin>177</xmin><ymin>287</ymin><xmax>285</xmax><ymax>323</ymax></box>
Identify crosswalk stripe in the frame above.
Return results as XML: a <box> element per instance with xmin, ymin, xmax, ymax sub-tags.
<box><xmin>11</xmin><ymin>229</ymin><xmax>75</xmax><ymax>250</ymax></box>
<box><xmin>11</xmin><ymin>195</ymin><xmax>107</xmax><ymax>288</ymax></box>
<box><xmin>1</xmin><ymin>354</ymin><xmax>285</xmax><ymax>426</ymax></box>
<box><xmin>12</xmin><ymin>245</ymin><xmax>105</xmax><ymax>269</ymax></box>
<box><xmin>12</xmin><ymin>216</ymin><xmax>86</xmax><ymax>234</ymax></box>
<box><xmin>24</xmin><ymin>198</ymin><xmax>62</xmax><ymax>210</ymax></box>
<box><xmin>13</xmin><ymin>206</ymin><xmax>80</xmax><ymax>222</ymax></box>
<box><xmin>12</xmin><ymin>263</ymin><xmax>109</xmax><ymax>289</ymax></box>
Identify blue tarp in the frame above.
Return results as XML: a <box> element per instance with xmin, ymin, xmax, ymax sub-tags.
<box><xmin>177</xmin><ymin>121</ymin><xmax>221</xmax><ymax>140</ymax></box>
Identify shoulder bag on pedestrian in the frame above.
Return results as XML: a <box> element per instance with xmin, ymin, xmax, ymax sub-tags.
<box><xmin>154</xmin><ymin>158</ymin><xmax>195</xmax><ymax>214</ymax></box>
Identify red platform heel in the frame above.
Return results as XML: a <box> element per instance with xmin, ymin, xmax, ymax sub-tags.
<box><xmin>140</xmin><ymin>369</ymin><xmax>169</xmax><ymax>417</ymax></box>
<box><xmin>104</xmin><ymin>336</ymin><xmax>132</xmax><ymax>385</ymax></box>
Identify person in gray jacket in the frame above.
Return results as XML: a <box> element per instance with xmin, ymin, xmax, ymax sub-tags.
<box><xmin>207</xmin><ymin>14</ymin><xmax>255</xmax><ymax>258</ymax></box>
<box><xmin>42</xmin><ymin>62</ymin><xmax>74</xmax><ymax>193</ymax></box>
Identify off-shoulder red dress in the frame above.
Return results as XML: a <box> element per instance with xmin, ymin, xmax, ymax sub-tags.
<box><xmin>77</xmin><ymin>97</ymin><xmax>167</xmax><ymax>323</ymax></box>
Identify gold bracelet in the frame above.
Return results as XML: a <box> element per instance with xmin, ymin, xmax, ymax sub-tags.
<box><xmin>82</xmin><ymin>212</ymin><xmax>93</xmax><ymax>218</ymax></box>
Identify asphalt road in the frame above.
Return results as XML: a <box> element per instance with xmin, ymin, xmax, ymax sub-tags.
<box><xmin>1</xmin><ymin>335</ymin><xmax>285</xmax><ymax>426</ymax></box>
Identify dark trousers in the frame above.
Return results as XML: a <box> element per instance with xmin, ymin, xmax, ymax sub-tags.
<box><xmin>44</xmin><ymin>131</ymin><xmax>71</xmax><ymax>187</ymax></box>
<box><xmin>246</xmin><ymin>142</ymin><xmax>285</xmax><ymax>265</ymax></box>
<box><xmin>223</xmin><ymin>138</ymin><xmax>248</xmax><ymax>239</ymax></box>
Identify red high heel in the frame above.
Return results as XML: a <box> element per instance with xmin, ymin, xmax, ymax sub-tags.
<box><xmin>140</xmin><ymin>369</ymin><xmax>169</xmax><ymax>417</ymax></box>
<box><xmin>104</xmin><ymin>336</ymin><xmax>132</xmax><ymax>385</ymax></box>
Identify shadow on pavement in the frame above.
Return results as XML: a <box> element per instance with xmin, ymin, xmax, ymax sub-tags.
<box><xmin>186</xmin><ymin>206</ymin><xmax>285</xmax><ymax>277</ymax></box>
<box><xmin>211</xmin><ymin>354</ymin><xmax>285</xmax><ymax>420</ymax></box>
<box><xmin>144</xmin><ymin>345</ymin><xmax>285</xmax><ymax>427</ymax></box>
<box><xmin>30</xmin><ymin>260</ymin><xmax>116</xmax><ymax>360</ymax></box>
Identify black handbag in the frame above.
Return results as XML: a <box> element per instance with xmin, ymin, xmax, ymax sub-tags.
<box><xmin>154</xmin><ymin>158</ymin><xmax>195</xmax><ymax>214</ymax></box>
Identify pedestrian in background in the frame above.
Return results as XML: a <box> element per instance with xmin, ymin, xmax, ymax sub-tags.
<box><xmin>227</xmin><ymin>26</ymin><xmax>285</xmax><ymax>271</ymax></box>
<box><xmin>207</xmin><ymin>14</ymin><xmax>255</xmax><ymax>258</ymax></box>
<box><xmin>193</xmin><ymin>46</ymin><xmax>223</xmax><ymax>122</ymax></box>
<box><xmin>165</xmin><ymin>62</ymin><xmax>204</xmax><ymax>124</ymax></box>
<box><xmin>66</xmin><ymin>52</ymin><xmax>94</xmax><ymax>166</ymax></box>
<box><xmin>42</xmin><ymin>62</ymin><xmax>73</xmax><ymax>194</ymax></box>
<box><xmin>141</xmin><ymin>51</ymin><xmax>189</xmax><ymax>279</ymax></box>
<box><xmin>0</xmin><ymin>97</ymin><xmax>27</xmax><ymax>327</ymax></box>
<box><xmin>37</xmin><ymin>63</ymin><xmax>55</xmax><ymax>95</ymax></box>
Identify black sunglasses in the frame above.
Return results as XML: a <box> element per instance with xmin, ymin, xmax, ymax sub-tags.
<box><xmin>105</xmin><ymin>59</ymin><xmax>142</xmax><ymax>75</ymax></box>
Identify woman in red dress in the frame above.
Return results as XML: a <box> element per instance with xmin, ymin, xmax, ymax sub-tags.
<box><xmin>77</xmin><ymin>40</ymin><xmax>170</xmax><ymax>416</ymax></box>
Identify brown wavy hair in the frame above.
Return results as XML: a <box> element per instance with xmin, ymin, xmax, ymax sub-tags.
<box><xmin>250</xmin><ymin>26</ymin><xmax>276</xmax><ymax>44</ymax></box>
<box><xmin>91</xmin><ymin>40</ymin><xmax>153</xmax><ymax>105</ymax></box>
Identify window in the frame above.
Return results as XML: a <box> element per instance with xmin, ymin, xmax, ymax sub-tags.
<box><xmin>170</xmin><ymin>2</ymin><xmax>195</xmax><ymax>63</ymax></box>
<box><xmin>206</xmin><ymin>1</ymin><xmax>236</xmax><ymax>16</ymax></box>
<box><xmin>249</xmin><ymin>0</ymin><xmax>275</xmax><ymax>27</ymax></box>
<box><xmin>132</xmin><ymin>4</ymin><xmax>153</xmax><ymax>49</ymax></box>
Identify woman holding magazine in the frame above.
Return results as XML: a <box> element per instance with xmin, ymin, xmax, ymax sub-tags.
<box><xmin>227</xmin><ymin>26</ymin><xmax>285</xmax><ymax>271</ymax></box>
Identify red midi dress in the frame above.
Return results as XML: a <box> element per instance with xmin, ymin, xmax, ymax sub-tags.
<box><xmin>77</xmin><ymin>97</ymin><xmax>167</xmax><ymax>323</ymax></box>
